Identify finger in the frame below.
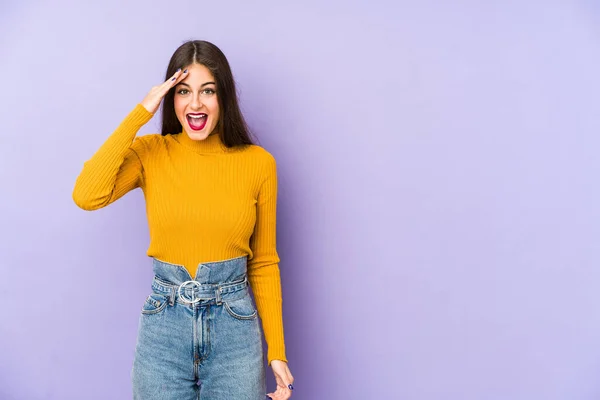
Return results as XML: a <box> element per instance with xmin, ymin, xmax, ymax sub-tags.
<box><xmin>276</xmin><ymin>387</ymin><xmax>291</xmax><ymax>399</ymax></box>
<box><xmin>170</xmin><ymin>68</ymin><xmax>188</xmax><ymax>84</ymax></box>
<box><xmin>278</xmin><ymin>368</ymin><xmax>293</xmax><ymax>388</ymax></box>
<box><xmin>268</xmin><ymin>392</ymin><xmax>283</xmax><ymax>400</ymax></box>
<box><xmin>166</xmin><ymin>68</ymin><xmax>189</xmax><ymax>94</ymax></box>
<box><xmin>268</xmin><ymin>388</ymin><xmax>284</xmax><ymax>400</ymax></box>
<box><xmin>277</xmin><ymin>375</ymin><xmax>294</xmax><ymax>392</ymax></box>
<box><xmin>160</xmin><ymin>68</ymin><xmax>186</xmax><ymax>91</ymax></box>
<box><xmin>282</xmin><ymin>375</ymin><xmax>294</xmax><ymax>390</ymax></box>
<box><xmin>167</xmin><ymin>68</ymin><xmax>183</xmax><ymax>83</ymax></box>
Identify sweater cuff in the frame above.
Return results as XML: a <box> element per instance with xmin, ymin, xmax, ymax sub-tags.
<box><xmin>268</xmin><ymin>350</ymin><xmax>288</xmax><ymax>366</ymax></box>
<box><xmin>128</xmin><ymin>103</ymin><xmax>154</xmax><ymax>126</ymax></box>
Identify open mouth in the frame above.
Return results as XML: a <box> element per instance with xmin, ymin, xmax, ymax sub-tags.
<box><xmin>186</xmin><ymin>113</ymin><xmax>208</xmax><ymax>131</ymax></box>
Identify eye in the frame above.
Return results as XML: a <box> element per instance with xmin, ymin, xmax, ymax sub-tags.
<box><xmin>202</xmin><ymin>88</ymin><xmax>216</xmax><ymax>95</ymax></box>
<box><xmin>177</xmin><ymin>89</ymin><xmax>189</xmax><ymax>95</ymax></box>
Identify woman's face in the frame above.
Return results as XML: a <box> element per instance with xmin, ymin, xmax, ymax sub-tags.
<box><xmin>174</xmin><ymin>63</ymin><xmax>220</xmax><ymax>140</ymax></box>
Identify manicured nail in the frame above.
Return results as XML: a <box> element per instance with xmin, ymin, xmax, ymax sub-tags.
<box><xmin>288</xmin><ymin>384</ymin><xmax>294</xmax><ymax>390</ymax></box>
<box><xmin>184</xmin><ymin>69</ymin><xmax>188</xmax><ymax>73</ymax></box>
<box><xmin>171</xmin><ymin>77</ymin><xmax>176</xmax><ymax>81</ymax></box>
<box><xmin>176</xmin><ymin>68</ymin><xmax>181</xmax><ymax>72</ymax></box>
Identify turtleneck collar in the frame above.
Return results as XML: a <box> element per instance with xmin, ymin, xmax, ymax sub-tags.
<box><xmin>171</xmin><ymin>129</ymin><xmax>230</xmax><ymax>154</ymax></box>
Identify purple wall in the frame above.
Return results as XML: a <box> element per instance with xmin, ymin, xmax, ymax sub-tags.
<box><xmin>1</xmin><ymin>1</ymin><xmax>599</xmax><ymax>399</ymax></box>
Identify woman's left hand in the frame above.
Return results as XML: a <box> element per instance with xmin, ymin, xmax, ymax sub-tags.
<box><xmin>267</xmin><ymin>360</ymin><xmax>294</xmax><ymax>399</ymax></box>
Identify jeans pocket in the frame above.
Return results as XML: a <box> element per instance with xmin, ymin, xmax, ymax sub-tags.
<box><xmin>141</xmin><ymin>292</ymin><xmax>168</xmax><ymax>315</ymax></box>
<box><xmin>224</xmin><ymin>294</ymin><xmax>258</xmax><ymax>320</ymax></box>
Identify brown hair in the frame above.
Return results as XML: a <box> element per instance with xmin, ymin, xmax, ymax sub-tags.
<box><xmin>160</xmin><ymin>40</ymin><xmax>254</xmax><ymax>148</ymax></box>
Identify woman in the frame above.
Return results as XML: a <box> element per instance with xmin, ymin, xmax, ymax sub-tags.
<box><xmin>73</xmin><ymin>40</ymin><xmax>294</xmax><ymax>400</ymax></box>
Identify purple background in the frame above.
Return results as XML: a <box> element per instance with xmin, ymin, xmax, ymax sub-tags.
<box><xmin>1</xmin><ymin>1</ymin><xmax>600</xmax><ymax>399</ymax></box>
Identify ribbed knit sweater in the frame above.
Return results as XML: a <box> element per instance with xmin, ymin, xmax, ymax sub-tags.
<box><xmin>73</xmin><ymin>103</ymin><xmax>286</xmax><ymax>365</ymax></box>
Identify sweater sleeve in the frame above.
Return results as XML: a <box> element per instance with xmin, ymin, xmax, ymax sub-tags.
<box><xmin>247</xmin><ymin>153</ymin><xmax>288</xmax><ymax>366</ymax></box>
<box><xmin>73</xmin><ymin>104</ymin><xmax>153</xmax><ymax>210</ymax></box>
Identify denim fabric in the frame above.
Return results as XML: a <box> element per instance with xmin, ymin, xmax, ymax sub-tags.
<box><xmin>131</xmin><ymin>255</ymin><xmax>266</xmax><ymax>399</ymax></box>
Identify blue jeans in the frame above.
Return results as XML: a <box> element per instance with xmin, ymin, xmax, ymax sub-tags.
<box><xmin>131</xmin><ymin>255</ymin><xmax>266</xmax><ymax>399</ymax></box>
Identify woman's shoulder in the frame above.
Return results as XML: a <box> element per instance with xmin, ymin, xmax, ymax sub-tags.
<box><xmin>130</xmin><ymin>133</ymin><xmax>169</xmax><ymax>159</ymax></box>
<box><xmin>243</xmin><ymin>145</ymin><xmax>278</xmax><ymax>180</ymax></box>
<box><xmin>243</xmin><ymin>144</ymin><xmax>276</xmax><ymax>163</ymax></box>
<box><xmin>134</xmin><ymin>133</ymin><xmax>166</xmax><ymax>146</ymax></box>
<box><xmin>132</xmin><ymin>133</ymin><xmax>169</xmax><ymax>150</ymax></box>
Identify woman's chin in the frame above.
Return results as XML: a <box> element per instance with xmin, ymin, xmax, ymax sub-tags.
<box><xmin>185</xmin><ymin>130</ymin><xmax>209</xmax><ymax>140</ymax></box>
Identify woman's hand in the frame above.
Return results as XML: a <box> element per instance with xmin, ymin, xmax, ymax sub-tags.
<box><xmin>140</xmin><ymin>68</ymin><xmax>187</xmax><ymax>114</ymax></box>
<box><xmin>267</xmin><ymin>360</ymin><xmax>295</xmax><ymax>399</ymax></box>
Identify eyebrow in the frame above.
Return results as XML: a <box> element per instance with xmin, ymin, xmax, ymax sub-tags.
<box><xmin>177</xmin><ymin>81</ymin><xmax>216</xmax><ymax>88</ymax></box>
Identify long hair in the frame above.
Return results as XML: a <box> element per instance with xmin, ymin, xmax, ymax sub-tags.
<box><xmin>160</xmin><ymin>40</ymin><xmax>254</xmax><ymax>148</ymax></box>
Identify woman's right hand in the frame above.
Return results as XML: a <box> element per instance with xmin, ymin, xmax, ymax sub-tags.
<box><xmin>140</xmin><ymin>68</ymin><xmax>188</xmax><ymax>114</ymax></box>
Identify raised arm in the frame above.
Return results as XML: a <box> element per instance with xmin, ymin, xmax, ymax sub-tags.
<box><xmin>72</xmin><ymin>104</ymin><xmax>152</xmax><ymax>210</ymax></box>
<box><xmin>73</xmin><ymin>67</ymin><xmax>189</xmax><ymax>210</ymax></box>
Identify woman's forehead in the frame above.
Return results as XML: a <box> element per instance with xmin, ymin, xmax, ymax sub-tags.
<box><xmin>182</xmin><ymin>63</ymin><xmax>214</xmax><ymax>79</ymax></box>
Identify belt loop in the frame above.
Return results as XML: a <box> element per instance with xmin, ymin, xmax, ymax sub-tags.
<box><xmin>168</xmin><ymin>287</ymin><xmax>175</xmax><ymax>306</ymax></box>
<box><xmin>215</xmin><ymin>285</ymin><xmax>222</xmax><ymax>305</ymax></box>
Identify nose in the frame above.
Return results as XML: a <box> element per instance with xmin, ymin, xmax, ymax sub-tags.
<box><xmin>190</xmin><ymin>93</ymin><xmax>203</xmax><ymax>110</ymax></box>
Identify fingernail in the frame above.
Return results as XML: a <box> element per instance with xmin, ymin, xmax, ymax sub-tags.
<box><xmin>288</xmin><ymin>384</ymin><xmax>294</xmax><ymax>390</ymax></box>
<box><xmin>184</xmin><ymin>69</ymin><xmax>188</xmax><ymax>73</ymax></box>
<box><xmin>176</xmin><ymin>68</ymin><xmax>181</xmax><ymax>72</ymax></box>
<box><xmin>171</xmin><ymin>77</ymin><xmax>176</xmax><ymax>81</ymax></box>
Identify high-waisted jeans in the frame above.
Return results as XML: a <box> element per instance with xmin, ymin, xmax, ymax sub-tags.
<box><xmin>131</xmin><ymin>255</ymin><xmax>266</xmax><ymax>399</ymax></box>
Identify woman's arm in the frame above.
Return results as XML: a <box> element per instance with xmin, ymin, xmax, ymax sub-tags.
<box><xmin>247</xmin><ymin>152</ymin><xmax>288</xmax><ymax>366</ymax></box>
<box><xmin>72</xmin><ymin>104</ymin><xmax>153</xmax><ymax>210</ymax></box>
<box><xmin>73</xmin><ymin>69</ymin><xmax>188</xmax><ymax>210</ymax></box>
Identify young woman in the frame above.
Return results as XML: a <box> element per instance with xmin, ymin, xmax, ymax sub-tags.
<box><xmin>73</xmin><ymin>40</ymin><xmax>294</xmax><ymax>400</ymax></box>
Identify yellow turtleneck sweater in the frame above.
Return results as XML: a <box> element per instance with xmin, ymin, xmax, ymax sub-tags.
<box><xmin>73</xmin><ymin>103</ymin><xmax>286</xmax><ymax>365</ymax></box>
